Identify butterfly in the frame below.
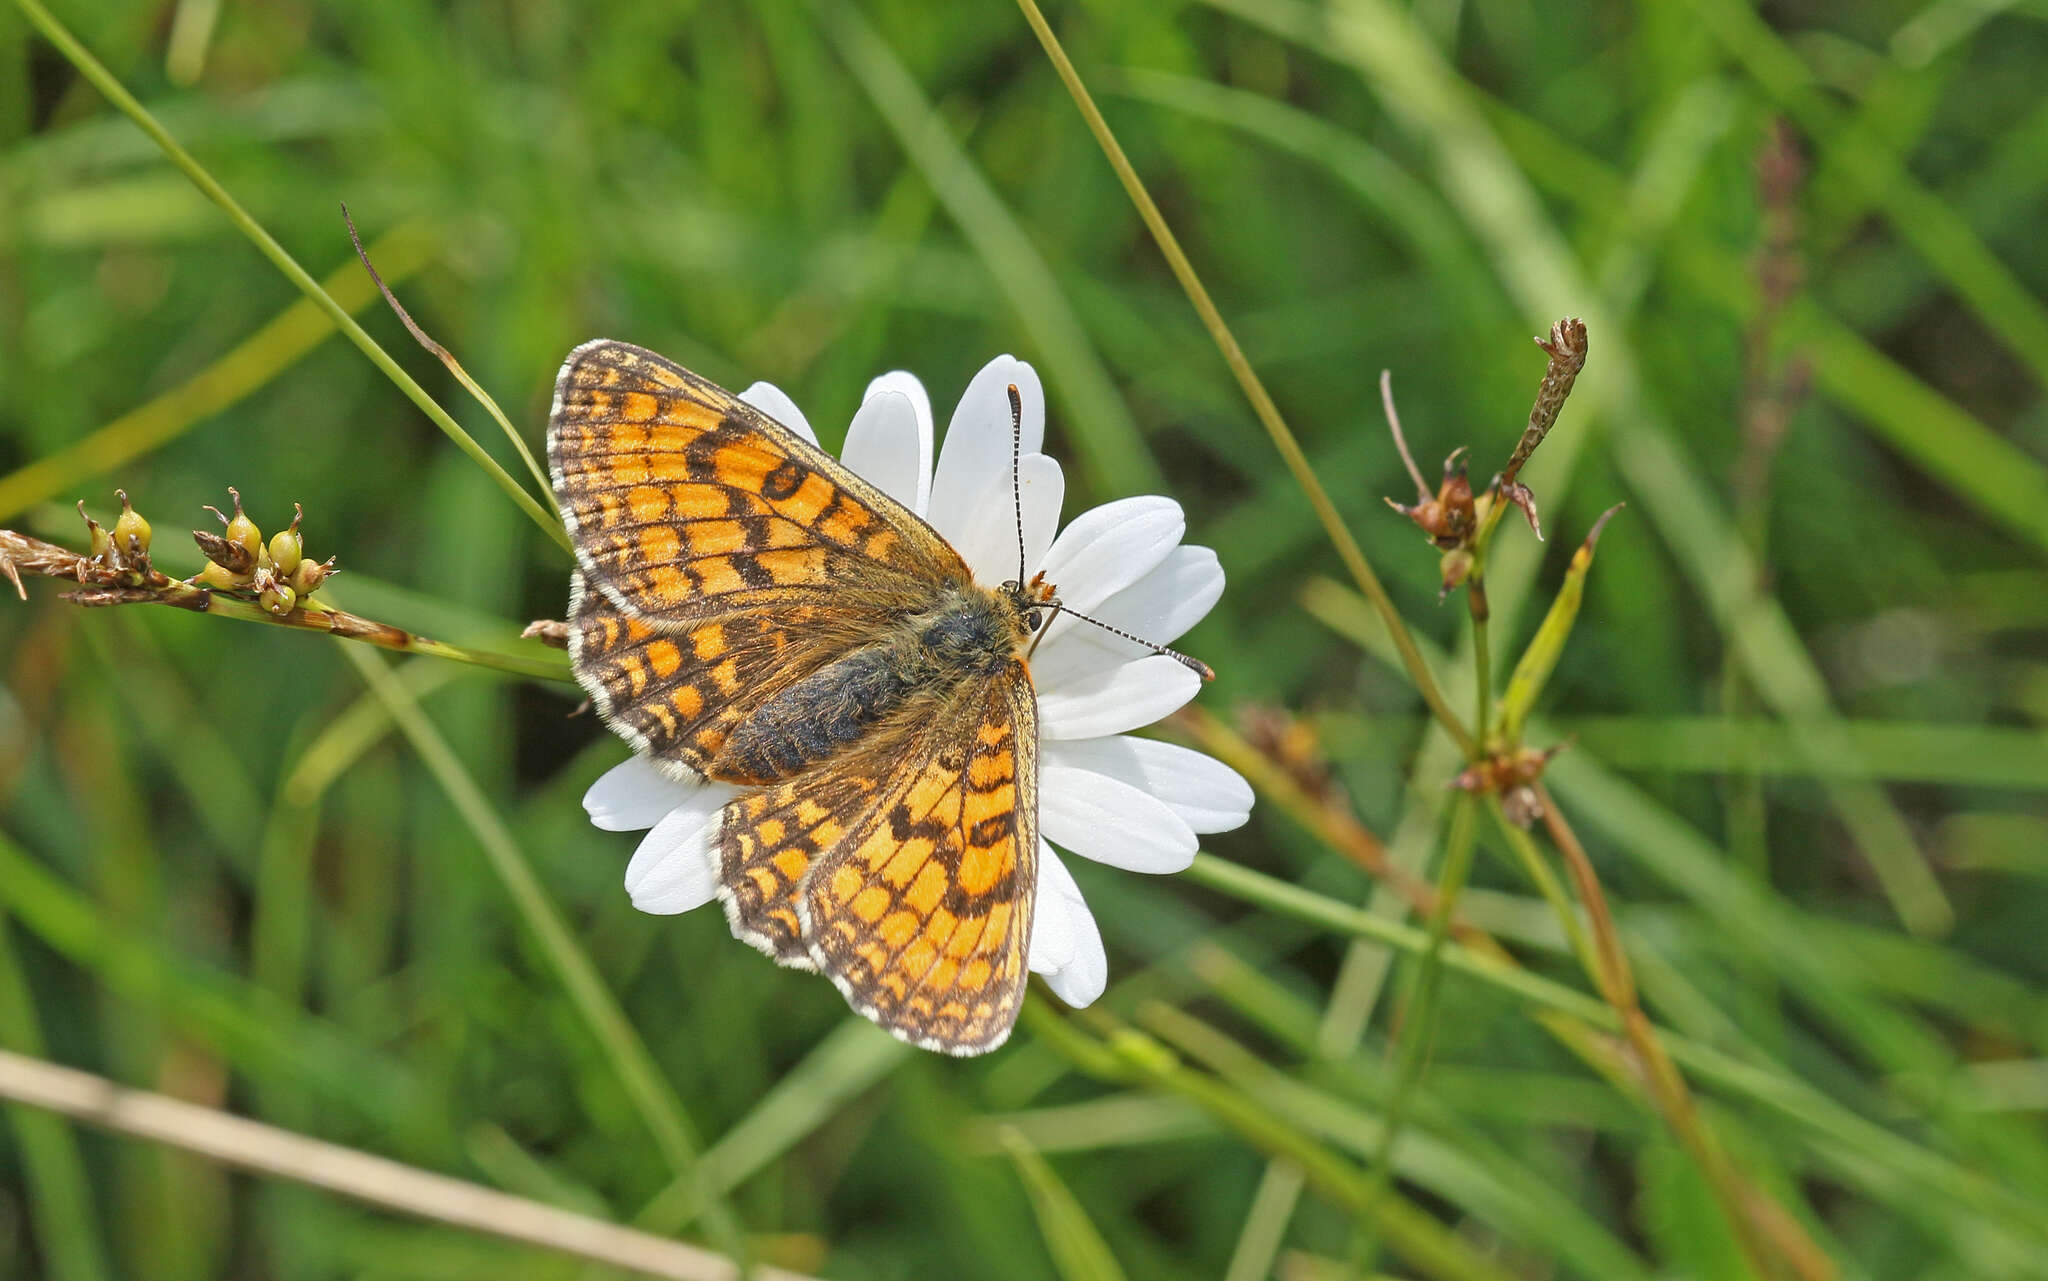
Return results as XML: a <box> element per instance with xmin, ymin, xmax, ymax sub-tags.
<box><xmin>549</xmin><ymin>339</ymin><xmax>1058</xmax><ymax>1054</ymax></box>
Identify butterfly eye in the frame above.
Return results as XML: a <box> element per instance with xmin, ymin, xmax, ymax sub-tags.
<box><xmin>1024</xmin><ymin>607</ymin><xmax>1044</xmax><ymax>632</ymax></box>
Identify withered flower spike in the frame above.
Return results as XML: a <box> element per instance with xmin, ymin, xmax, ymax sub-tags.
<box><xmin>523</xmin><ymin>619</ymin><xmax>571</xmax><ymax>649</ymax></box>
<box><xmin>1502</xmin><ymin>317</ymin><xmax>1589</xmax><ymax>488</ymax></box>
<box><xmin>203</xmin><ymin>505</ymin><xmax>229</xmax><ymax>527</ymax></box>
<box><xmin>193</xmin><ymin>528</ymin><xmax>256</xmax><ymax>575</ymax></box>
<box><xmin>288</xmin><ymin>502</ymin><xmax>304</xmax><ymax>535</ymax></box>
<box><xmin>1500</xmin><ymin>479</ymin><xmax>1543</xmax><ymax>541</ymax></box>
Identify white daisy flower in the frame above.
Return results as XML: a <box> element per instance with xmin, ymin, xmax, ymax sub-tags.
<box><xmin>581</xmin><ymin>356</ymin><xmax>1253</xmax><ymax>1010</ymax></box>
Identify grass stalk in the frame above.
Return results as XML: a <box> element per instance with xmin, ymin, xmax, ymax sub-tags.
<box><xmin>0</xmin><ymin>916</ymin><xmax>112</xmax><ymax>1281</ymax></box>
<box><xmin>13</xmin><ymin>0</ymin><xmax>571</xmax><ymax>554</ymax></box>
<box><xmin>1012</xmin><ymin>0</ymin><xmax>1471</xmax><ymax>756</ymax></box>
<box><xmin>1356</xmin><ymin>794</ymin><xmax>1479</xmax><ymax>1269</ymax></box>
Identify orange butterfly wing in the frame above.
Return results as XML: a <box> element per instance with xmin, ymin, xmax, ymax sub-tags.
<box><xmin>718</xmin><ymin>666</ymin><xmax>1038</xmax><ymax>1053</ymax></box>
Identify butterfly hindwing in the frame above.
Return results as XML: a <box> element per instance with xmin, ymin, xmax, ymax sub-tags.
<box><xmin>569</xmin><ymin>573</ymin><xmax>889</xmax><ymax>777</ymax></box>
<box><xmin>779</xmin><ymin>665</ymin><xmax>1038</xmax><ymax>1054</ymax></box>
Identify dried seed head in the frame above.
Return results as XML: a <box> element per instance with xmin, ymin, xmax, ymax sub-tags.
<box><xmin>1387</xmin><ymin>450</ymin><xmax>1477</xmax><ymax>551</ymax></box>
<box><xmin>193</xmin><ymin>529</ymin><xmax>257</xmax><ymax>578</ymax></box>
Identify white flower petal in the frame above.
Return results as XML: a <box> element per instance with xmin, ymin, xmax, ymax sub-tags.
<box><xmin>1028</xmin><ymin>845</ymin><xmax>1079</xmax><ymax>977</ymax></box>
<box><xmin>1033</xmin><ymin>545</ymin><xmax>1223</xmax><ymax>687</ymax></box>
<box><xmin>1034</xmin><ymin>497</ymin><xmax>1184</xmax><ymax>627</ymax></box>
<box><xmin>1035</xmin><ymin>844</ymin><xmax>1106</xmax><ymax>1007</ymax></box>
<box><xmin>624</xmin><ymin>786</ymin><xmax>737</xmax><ymax>914</ymax></box>
<box><xmin>1042</xmin><ymin>736</ymin><xmax>1253</xmax><ymax>834</ymax></box>
<box><xmin>584</xmin><ymin>756</ymin><xmax>695</xmax><ymax>832</ymax></box>
<box><xmin>1036</xmin><ymin>655</ymin><xmax>1203</xmax><ymax>740</ymax></box>
<box><xmin>1041</xmin><ymin>758</ymin><xmax>1198</xmax><ymax>873</ymax></box>
<box><xmin>927</xmin><ymin>356</ymin><xmax>1043</xmax><ymax>543</ymax></box>
<box><xmin>860</xmin><ymin>371</ymin><xmax>934</xmax><ymax>512</ymax></box>
<box><xmin>842</xmin><ymin>388</ymin><xmax>930</xmax><ymax>516</ymax></box>
<box><xmin>950</xmin><ymin>454</ymin><xmax>1064</xmax><ymax>588</ymax></box>
<box><xmin>739</xmin><ymin>381</ymin><xmax>817</xmax><ymax>445</ymax></box>
<box><xmin>865</xmin><ymin>370</ymin><xmax>933</xmax><ymax>440</ymax></box>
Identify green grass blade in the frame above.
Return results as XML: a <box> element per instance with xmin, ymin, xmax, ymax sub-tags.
<box><xmin>997</xmin><ymin>1125</ymin><xmax>1131</xmax><ymax>1281</ymax></box>
<box><xmin>336</xmin><ymin>645</ymin><xmax>749</xmax><ymax>1264</ymax></box>
<box><xmin>0</xmin><ymin>913</ymin><xmax>113</xmax><ymax>1281</ymax></box>
<box><xmin>807</xmin><ymin>0</ymin><xmax>1158</xmax><ymax>498</ymax></box>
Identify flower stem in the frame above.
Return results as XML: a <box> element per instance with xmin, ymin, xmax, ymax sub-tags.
<box><xmin>1013</xmin><ymin>0</ymin><xmax>1471</xmax><ymax>757</ymax></box>
<box><xmin>1357</xmin><ymin>794</ymin><xmax>1479</xmax><ymax>1268</ymax></box>
<box><xmin>0</xmin><ymin>529</ymin><xmax>571</xmax><ymax>684</ymax></box>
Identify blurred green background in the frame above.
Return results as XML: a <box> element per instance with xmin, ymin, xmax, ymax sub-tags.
<box><xmin>3</xmin><ymin>0</ymin><xmax>2047</xmax><ymax>1277</ymax></box>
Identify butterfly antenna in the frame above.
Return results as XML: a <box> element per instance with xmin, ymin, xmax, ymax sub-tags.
<box><xmin>1008</xmin><ymin>383</ymin><xmax>1026</xmax><ymax>587</ymax></box>
<box><xmin>1045</xmin><ymin>603</ymin><xmax>1216</xmax><ymax>682</ymax></box>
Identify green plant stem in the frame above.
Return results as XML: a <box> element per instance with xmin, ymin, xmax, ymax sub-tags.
<box><xmin>337</xmin><ymin>645</ymin><xmax>750</xmax><ymax>1266</ymax></box>
<box><xmin>13</xmin><ymin>0</ymin><xmax>571</xmax><ymax>556</ymax></box>
<box><xmin>1482</xmin><ymin>801</ymin><xmax>1598</xmax><ymax>990</ymax></box>
<box><xmin>3</xmin><ymin>533</ymin><xmax>570</xmax><ymax>682</ymax></box>
<box><xmin>1358</xmin><ymin>794</ymin><xmax>1479</xmax><ymax>1269</ymax></box>
<box><xmin>1012</xmin><ymin>0</ymin><xmax>1470</xmax><ymax>756</ymax></box>
<box><xmin>1027</xmin><ymin>1004</ymin><xmax>1521</xmax><ymax>1281</ymax></box>
<box><xmin>1468</xmin><ymin>577</ymin><xmax>1491</xmax><ymax>747</ymax></box>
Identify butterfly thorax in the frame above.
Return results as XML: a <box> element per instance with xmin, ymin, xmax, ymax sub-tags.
<box><xmin>710</xmin><ymin>582</ymin><xmax>1033</xmax><ymax>787</ymax></box>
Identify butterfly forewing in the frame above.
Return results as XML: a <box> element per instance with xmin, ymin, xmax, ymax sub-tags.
<box><xmin>550</xmin><ymin>340</ymin><xmax>964</xmax><ymax>620</ymax></box>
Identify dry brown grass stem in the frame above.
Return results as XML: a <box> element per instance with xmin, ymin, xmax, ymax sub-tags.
<box><xmin>0</xmin><ymin>1049</ymin><xmax>817</xmax><ymax>1281</ymax></box>
<box><xmin>1536</xmin><ymin>785</ymin><xmax>1836</xmax><ymax>1281</ymax></box>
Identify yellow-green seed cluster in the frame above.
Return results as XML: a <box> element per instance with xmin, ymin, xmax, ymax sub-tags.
<box><xmin>190</xmin><ymin>488</ymin><xmax>334</xmax><ymax>615</ymax></box>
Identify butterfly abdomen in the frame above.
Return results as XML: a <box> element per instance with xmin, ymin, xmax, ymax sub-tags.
<box><xmin>710</xmin><ymin>586</ymin><xmax>1024</xmax><ymax>786</ymax></box>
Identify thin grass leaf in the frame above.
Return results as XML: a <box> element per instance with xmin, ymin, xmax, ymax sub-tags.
<box><xmin>997</xmin><ymin>1125</ymin><xmax>1131</xmax><ymax>1281</ymax></box>
<box><xmin>807</xmin><ymin>0</ymin><xmax>1158</xmax><ymax>498</ymax></box>
<box><xmin>0</xmin><ymin>914</ymin><xmax>113</xmax><ymax>1281</ymax></box>
<box><xmin>12</xmin><ymin>0</ymin><xmax>571</xmax><ymax>554</ymax></box>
